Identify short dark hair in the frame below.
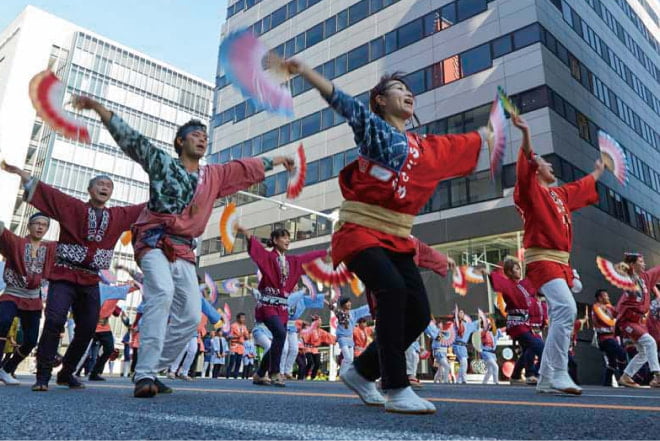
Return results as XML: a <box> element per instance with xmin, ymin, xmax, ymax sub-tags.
<box><xmin>595</xmin><ymin>289</ymin><xmax>608</xmax><ymax>299</ymax></box>
<box><xmin>266</xmin><ymin>228</ymin><xmax>290</xmax><ymax>248</ymax></box>
<box><xmin>369</xmin><ymin>72</ymin><xmax>420</xmax><ymax>126</ymax></box>
<box><xmin>236</xmin><ymin>312</ymin><xmax>246</xmax><ymax>320</ymax></box>
<box><xmin>339</xmin><ymin>297</ymin><xmax>351</xmax><ymax>307</ymax></box>
<box><xmin>174</xmin><ymin>119</ymin><xmax>207</xmax><ymax>156</ymax></box>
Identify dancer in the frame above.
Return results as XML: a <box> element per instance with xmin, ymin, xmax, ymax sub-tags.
<box><xmin>238</xmin><ymin>226</ymin><xmax>326</xmax><ymax>387</ymax></box>
<box><xmin>353</xmin><ymin>318</ymin><xmax>373</xmax><ymax>359</ymax></box>
<box><xmin>614</xmin><ymin>253</ymin><xmax>660</xmax><ymax>388</ymax></box>
<box><xmin>69</xmin><ymin>95</ymin><xmax>294</xmax><ymax>397</ymax></box>
<box><xmin>211</xmin><ymin>331</ymin><xmax>227</xmax><ymax>379</ymax></box>
<box><xmin>453</xmin><ymin>309</ymin><xmax>479</xmax><ymax>384</ymax></box>
<box><xmin>648</xmin><ymin>287</ymin><xmax>660</xmax><ymax>348</ymax></box>
<box><xmin>226</xmin><ymin>313</ymin><xmax>249</xmax><ymax>379</ymax></box>
<box><xmin>512</xmin><ymin>114</ymin><xmax>603</xmax><ymax>394</ymax></box>
<box><xmin>300</xmin><ymin>315</ymin><xmax>335</xmax><ymax>380</ymax></box>
<box><xmin>89</xmin><ymin>285</ymin><xmax>132</xmax><ymax>381</ymax></box>
<box><xmin>281</xmin><ymin>290</ymin><xmax>325</xmax><ymax>379</ymax></box>
<box><xmin>591</xmin><ymin>289</ymin><xmax>626</xmax><ymax>386</ymax></box>
<box><xmin>479</xmin><ymin>259</ymin><xmax>543</xmax><ymax>385</ymax></box>
<box><xmin>242</xmin><ymin>337</ymin><xmax>257</xmax><ymax>379</ymax></box>
<box><xmin>2</xmin><ymin>163</ymin><xmax>147</xmax><ymax>391</ymax></box>
<box><xmin>328</xmin><ymin>297</ymin><xmax>371</xmax><ymax>377</ymax></box>
<box><xmin>480</xmin><ymin>315</ymin><xmax>503</xmax><ymax>385</ymax></box>
<box><xmin>429</xmin><ymin>320</ymin><xmax>453</xmax><ymax>384</ymax></box>
<box><xmin>278</xmin><ymin>56</ymin><xmax>488</xmax><ymax>413</ymax></box>
<box><xmin>0</xmin><ymin>213</ymin><xmax>55</xmax><ymax>385</ymax></box>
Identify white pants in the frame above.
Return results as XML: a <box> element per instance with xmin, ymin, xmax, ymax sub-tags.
<box><xmin>405</xmin><ymin>345</ymin><xmax>420</xmax><ymax>377</ymax></box>
<box><xmin>538</xmin><ymin>278</ymin><xmax>576</xmax><ymax>380</ymax></box>
<box><xmin>434</xmin><ymin>352</ymin><xmax>450</xmax><ymax>383</ymax></box>
<box><xmin>624</xmin><ymin>333</ymin><xmax>660</xmax><ymax>376</ymax></box>
<box><xmin>203</xmin><ymin>361</ymin><xmax>210</xmax><ymax>377</ymax></box>
<box><xmin>337</xmin><ymin>336</ymin><xmax>354</xmax><ymax>377</ymax></box>
<box><xmin>280</xmin><ymin>331</ymin><xmax>299</xmax><ymax>374</ymax></box>
<box><xmin>253</xmin><ymin>330</ymin><xmax>272</xmax><ymax>352</ymax></box>
<box><xmin>134</xmin><ymin>250</ymin><xmax>201</xmax><ymax>382</ymax></box>
<box><xmin>121</xmin><ymin>360</ymin><xmax>130</xmax><ymax>376</ymax></box>
<box><xmin>170</xmin><ymin>336</ymin><xmax>198</xmax><ymax>374</ymax></box>
<box><xmin>482</xmin><ymin>352</ymin><xmax>499</xmax><ymax>384</ymax></box>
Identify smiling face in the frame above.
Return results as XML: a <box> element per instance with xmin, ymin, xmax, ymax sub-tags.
<box><xmin>505</xmin><ymin>263</ymin><xmax>522</xmax><ymax>281</ymax></box>
<box><xmin>273</xmin><ymin>232</ymin><xmax>290</xmax><ymax>253</ymax></box>
<box><xmin>631</xmin><ymin>256</ymin><xmax>646</xmax><ymax>274</ymax></box>
<box><xmin>27</xmin><ymin>218</ymin><xmax>49</xmax><ymax>240</ymax></box>
<box><xmin>535</xmin><ymin>156</ymin><xmax>556</xmax><ymax>185</ymax></box>
<box><xmin>374</xmin><ymin>80</ymin><xmax>415</xmax><ymax>122</ymax></box>
<box><xmin>88</xmin><ymin>177</ymin><xmax>113</xmax><ymax>206</ymax></box>
<box><xmin>177</xmin><ymin>129</ymin><xmax>208</xmax><ymax>160</ymax></box>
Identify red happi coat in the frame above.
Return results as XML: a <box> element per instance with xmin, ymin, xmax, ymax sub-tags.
<box><xmin>229</xmin><ymin>322</ymin><xmax>250</xmax><ymax>355</ymax></box>
<box><xmin>0</xmin><ymin>223</ymin><xmax>56</xmax><ymax>310</ymax></box>
<box><xmin>615</xmin><ymin>266</ymin><xmax>660</xmax><ymax>340</ymax></box>
<box><xmin>301</xmin><ymin>324</ymin><xmax>335</xmax><ymax>354</ymax></box>
<box><xmin>131</xmin><ymin>158</ymin><xmax>265</xmax><ymax>263</ymax></box>
<box><xmin>489</xmin><ymin>269</ymin><xmax>537</xmax><ymax>338</ymax></box>
<box><xmin>247</xmin><ymin>236</ymin><xmax>326</xmax><ymax>323</ymax></box>
<box><xmin>513</xmin><ymin>149</ymin><xmax>598</xmax><ymax>289</ymax></box>
<box><xmin>26</xmin><ymin>181</ymin><xmax>146</xmax><ymax>286</ymax></box>
<box><xmin>413</xmin><ymin>237</ymin><xmax>448</xmax><ymax>277</ymax></box>
<box><xmin>332</xmin><ymin>132</ymin><xmax>482</xmax><ymax>266</ymax></box>
<box><xmin>96</xmin><ymin>299</ymin><xmax>121</xmax><ymax>333</ymax></box>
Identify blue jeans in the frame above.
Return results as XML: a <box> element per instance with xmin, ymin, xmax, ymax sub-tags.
<box><xmin>0</xmin><ymin>300</ymin><xmax>41</xmax><ymax>374</ymax></box>
<box><xmin>226</xmin><ymin>352</ymin><xmax>243</xmax><ymax>378</ymax></box>
<box><xmin>598</xmin><ymin>337</ymin><xmax>627</xmax><ymax>386</ymax></box>
<box><xmin>256</xmin><ymin>315</ymin><xmax>287</xmax><ymax>376</ymax></box>
<box><xmin>512</xmin><ymin>331</ymin><xmax>544</xmax><ymax>380</ymax></box>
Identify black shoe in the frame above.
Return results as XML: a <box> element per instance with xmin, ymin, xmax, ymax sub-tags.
<box><xmin>56</xmin><ymin>371</ymin><xmax>85</xmax><ymax>389</ymax></box>
<box><xmin>154</xmin><ymin>378</ymin><xmax>173</xmax><ymax>394</ymax></box>
<box><xmin>31</xmin><ymin>382</ymin><xmax>49</xmax><ymax>392</ymax></box>
<box><xmin>88</xmin><ymin>374</ymin><xmax>106</xmax><ymax>381</ymax></box>
<box><xmin>134</xmin><ymin>378</ymin><xmax>158</xmax><ymax>398</ymax></box>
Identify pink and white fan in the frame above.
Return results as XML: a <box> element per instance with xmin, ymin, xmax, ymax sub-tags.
<box><xmin>452</xmin><ymin>266</ymin><xmax>468</xmax><ymax>296</ymax></box>
<box><xmin>487</xmin><ymin>91</ymin><xmax>507</xmax><ymax>180</ymax></box>
<box><xmin>219</xmin><ymin>28</ymin><xmax>294</xmax><ymax>117</ymax></box>
<box><xmin>286</xmin><ymin>144</ymin><xmax>307</xmax><ymax>199</ymax></box>
<box><xmin>29</xmin><ymin>70</ymin><xmax>91</xmax><ymax>144</ymax></box>
<box><xmin>596</xmin><ymin>256</ymin><xmax>638</xmax><ymax>292</ymax></box>
<box><xmin>465</xmin><ymin>266</ymin><xmax>486</xmax><ymax>284</ymax></box>
<box><xmin>598</xmin><ymin>130</ymin><xmax>629</xmax><ymax>186</ymax></box>
<box><xmin>303</xmin><ymin>258</ymin><xmax>353</xmax><ymax>287</ymax></box>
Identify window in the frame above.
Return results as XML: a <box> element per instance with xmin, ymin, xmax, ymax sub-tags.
<box><xmin>370</xmin><ymin>0</ymin><xmax>383</xmax><ymax>13</ymax></box>
<box><xmin>491</xmin><ymin>35</ymin><xmax>512</xmax><ymax>58</ymax></box>
<box><xmin>398</xmin><ymin>18</ymin><xmax>423</xmax><ymax>48</ymax></box>
<box><xmin>513</xmin><ymin>23</ymin><xmax>540</xmax><ymax>49</ymax></box>
<box><xmin>447</xmin><ymin>113</ymin><xmax>464</xmax><ymax>134</ymax></box>
<box><xmin>463</xmin><ymin>104</ymin><xmax>490</xmax><ymax>132</ymax></box>
<box><xmin>305</xmin><ymin>161</ymin><xmax>319</xmax><ymax>185</ymax></box>
<box><xmin>370</xmin><ymin>37</ymin><xmax>385</xmax><ymax>61</ymax></box>
<box><xmin>324</xmin><ymin>16</ymin><xmax>337</xmax><ymax>38</ymax></box>
<box><xmin>441</xmin><ymin>3</ymin><xmax>456</xmax><ymax>29</ymax></box>
<box><xmin>405</xmin><ymin>70</ymin><xmax>425</xmax><ymax>95</ymax></box>
<box><xmin>456</xmin><ymin>0</ymin><xmax>487</xmax><ymax>21</ymax></box>
<box><xmin>348</xmin><ymin>44</ymin><xmax>369</xmax><ymax>71</ymax></box>
<box><xmin>321</xmin><ymin>108</ymin><xmax>334</xmax><ymax>129</ymax></box>
<box><xmin>460</xmin><ymin>43</ymin><xmax>491</xmax><ymax>76</ymax></box>
<box><xmin>384</xmin><ymin>30</ymin><xmax>398</xmax><ymax>54</ymax></box>
<box><xmin>306</xmin><ymin>23</ymin><xmax>323</xmax><ymax>47</ymax></box>
<box><xmin>337</xmin><ymin>10</ymin><xmax>348</xmax><ymax>32</ymax></box>
<box><xmin>262</xmin><ymin>129</ymin><xmax>279</xmax><ymax>151</ymax></box>
<box><xmin>271</xmin><ymin>6</ymin><xmax>287</xmax><ymax>28</ymax></box>
<box><xmin>430</xmin><ymin>62</ymin><xmax>443</xmax><ymax>88</ymax></box>
<box><xmin>301</xmin><ymin>113</ymin><xmax>320</xmax><ymax>138</ymax></box>
<box><xmin>319</xmin><ymin>157</ymin><xmax>332</xmax><ymax>181</ymax></box>
<box><xmin>348</xmin><ymin>0</ymin><xmax>369</xmax><ymax>25</ymax></box>
<box><xmin>451</xmin><ymin>178</ymin><xmax>468</xmax><ymax>206</ymax></box>
<box><xmin>577</xmin><ymin>113</ymin><xmax>590</xmax><ymax>141</ymax></box>
<box><xmin>443</xmin><ymin>55</ymin><xmax>461</xmax><ymax>83</ymax></box>
<box><xmin>335</xmin><ymin>54</ymin><xmax>348</xmax><ymax>77</ymax></box>
<box><xmin>332</xmin><ymin>153</ymin><xmax>344</xmax><ymax>176</ymax></box>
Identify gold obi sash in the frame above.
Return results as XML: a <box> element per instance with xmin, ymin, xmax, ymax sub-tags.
<box><xmin>524</xmin><ymin>247</ymin><xmax>570</xmax><ymax>266</ymax></box>
<box><xmin>338</xmin><ymin>201</ymin><xmax>414</xmax><ymax>238</ymax></box>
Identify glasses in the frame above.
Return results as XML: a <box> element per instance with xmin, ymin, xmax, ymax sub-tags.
<box><xmin>29</xmin><ymin>222</ymin><xmax>49</xmax><ymax>228</ymax></box>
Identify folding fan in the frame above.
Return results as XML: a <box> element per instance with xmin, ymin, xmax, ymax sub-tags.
<box><xmin>223</xmin><ymin>303</ymin><xmax>232</xmax><ymax>333</ymax></box>
<box><xmin>120</xmin><ymin>231</ymin><xmax>132</xmax><ymax>247</ymax></box>
<box><xmin>465</xmin><ymin>266</ymin><xmax>485</xmax><ymax>284</ymax></box>
<box><xmin>98</xmin><ymin>269</ymin><xmax>117</xmax><ymax>285</ymax></box>
<box><xmin>478</xmin><ymin>308</ymin><xmax>489</xmax><ymax>331</ymax></box>
<box><xmin>204</xmin><ymin>273</ymin><xmax>218</xmax><ymax>303</ymax></box>
<box><xmin>497</xmin><ymin>86</ymin><xmax>519</xmax><ymax>116</ymax></box>
<box><xmin>300</xmin><ymin>274</ymin><xmax>318</xmax><ymax>300</ymax></box>
<box><xmin>286</xmin><ymin>144</ymin><xmax>307</xmax><ymax>199</ymax></box>
<box><xmin>487</xmin><ymin>93</ymin><xmax>507</xmax><ymax>181</ymax></box>
<box><xmin>303</xmin><ymin>258</ymin><xmax>353</xmax><ymax>286</ymax></box>
<box><xmin>219</xmin><ymin>202</ymin><xmax>239</xmax><ymax>253</ymax></box>
<box><xmin>597</xmin><ymin>130</ymin><xmax>629</xmax><ymax>186</ymax></box>
<box><xmin>438</xmin><ymin>322</ymin><xmax>456</xmax><ymax>346</ymax></box>
<box><xmin>222</xmin><ymin>278</ymin><xmax>241</xmax><ymax>295</ymax></box>
<box><xmin>452</xmin><ymin>266</ymin><xmax>468</xmax><ymax>296</ymax></box>
<box><xmin>596</xmin><ymin>256</ymin><xmax>639</xmax><ymax>291</ymax></box>
<box><xmin>29</xmin><ymin>70</ymin><xmax>91</xmax><ymax>143</ymax></box>
<box><xmin>219</xmin><ymin>28</ymin><xmax>294</xmax><ymax>117</ymax></box>
<box><xmin>350</xmin><ymin>275</ymin><xmax>365</xmax><ymax>297</ymax></box>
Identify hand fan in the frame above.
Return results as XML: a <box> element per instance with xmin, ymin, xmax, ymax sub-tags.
<box><xmin>487</xmin><ymin>93</ymin><xmax>507</xmax><ymax>180</ymax></box>
<box><xmin>219</xmin><ymin>202</ymin><xmax>239</xmax><ymax>253</ymax></box>
<box><xmin>596</xmin><ymin>256</ymin><xmax>638</xmax><ymax>291</ymax></box>
<box><xmin>286</xmin><ymin>144</ymin><xmax>306</xmax><ymax>199</ymax></box>
<box><xmin>598</xmin><ymin>130</ymin><xmax>629</xmax><ymax>186</ymax></box>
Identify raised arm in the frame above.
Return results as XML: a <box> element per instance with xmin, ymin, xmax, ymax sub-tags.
<box><xmin>349</xmin><ymin>304</ymin><xmax>371</xmax><ymax>322</ymax></box>
<box><xmin>593</xmin><ymin>304</ymin><xmax>616</xmax><ymax>327</ymax></box>
<box><xmin>73</xmin><ymin>96</ymin><xmax>169</xmax><ymax>175</ymax></box>
<box><xmin>414</xmin><ymin>238</ymin><xmax>451</xmax><ymax>277</ymax></box>
<box><xmin>0</xmin><ymin>221</ymin><xmax>20</xmax><ymax>258</ymax></box>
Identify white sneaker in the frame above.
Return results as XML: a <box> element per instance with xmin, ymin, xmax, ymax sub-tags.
<box><xmin>384</xmin><ymin>386</ymin><xmax>436</xmax><ymax>414</ymax></box>
<box><xmin>0</xmin><ymin>368</ymin><xmax>19</xmax><ymax>386</ymax></box>
<box><xmin>166</xmin><ymin>372</ymin><xmax>176</xmax><ymax>380</ymax></box>
<box><xmin>340</xmin><ymin>364</ymin><xmax>386</xmax><ymax>406</ymax></box>
<box><xmin>535</xmin><ymin>375</ymin><xmax>553</xmax><ymax>394</ymax></box>
<box><xmin>551</xmin><ymin>372</ymin><xmax>582</xmax><ymax>395</ymax></box>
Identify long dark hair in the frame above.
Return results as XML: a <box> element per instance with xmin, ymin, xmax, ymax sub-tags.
<box><xmin>266</xmin><ymin>228</ymin><xmax>290</xmax><ymax>248</ymax></box>
<box><xmin>369</xmin><ymin>72</ymin><xmax>420</xmax><ymax>127</ymax></box>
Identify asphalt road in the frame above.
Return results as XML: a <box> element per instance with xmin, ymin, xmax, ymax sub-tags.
<box><xmin>1</xmin><ymin>375</ymin><xmax>659</xmax><ymax>439</ymax></box>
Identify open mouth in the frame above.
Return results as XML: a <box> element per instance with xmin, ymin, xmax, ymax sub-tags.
<box><xmin>99</xmin><ymin>191</ymin><xmax>109</xmax><ymax>198</ymax></box>
<box><xmin>403</xmin><ymin>98</ymin><xmax>414</xmax><ymax>106</ymax></box>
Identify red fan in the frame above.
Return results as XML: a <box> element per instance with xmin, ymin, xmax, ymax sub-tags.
<box><xmin>502</xmin><ymin>361</ymin><xmax>515</xmax><ymax>378</ymax></box>
<box><xmin>350</xmin><ymin>275</ymin><xmax>365</xmax><ymax>297</ymax></box>
<box><xmin>219</xmin><ymin>203</ymin><xmax>239</xmax><ymax>253</ymax></box>
<box><xmin>438</xmin><ymin>322</ymin><xmax>456</xmax><ymax>346</ymax></box>
<box><xmin>465</xmin><ymin>266</ymin><xmax>485</xmax><ymax>284</ymax></box>
<box><xmin>487</xmin><ymin>91</ymin><xmax>507</xmax><ymax>180</ymax></box>
<box><xmin>303</xmin><ymin>258</ymin><xmax>353</xmax><ymax>287</ymax></box>
<box><xmin>478</xmin><ymin>308</ymin><xmax>490</xmax><ymax>331</ymax></box>
<box><xmin>222</xmin><ymin>303</ymin><xmax>232</xmax><ymax>333</ymax></box>
<box><xmin>452</xmin><ymin>266</ymin><xmax>468</xmax><ymax>296</ymax></box>
<box><xmin>286</xmin><ymin>144</ymin><xmax>306</xmax><ymax>199</ymax></box>
<box><xmin>119</xmin><ymin>231</ymin><xmax>132</xmax><ymax>247</ymax></box>
<box><xmin>420</xmin><ymin>349</ymin><xmax>431</xmax><ymax>360</ymax></box>
<box><xmin>29</xmin><ymin>70</ymin><xmax>91</xmax><ymax>144</ymax></box>
<box><xmin>596</xmin><ymin>256</ymin><xmax>639</xmax><ymax>292</ymax></box>
<box><xmin>330</xmin><ymin>314</ymin><xmax>338</xmax><ymax>331</ymax></box>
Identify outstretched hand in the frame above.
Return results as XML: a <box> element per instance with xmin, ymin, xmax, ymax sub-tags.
<box><xmin>592</xmin><ymin>158</ymin><xmax>605</xmax><ymax>181</ymax></box>
<box><xmin>273</xmin><ymin>155</ymin><xmax>296</xmax><ymax>172</ymax></box>
<box><xmin>71</xmin><ymin>95</ymin><xmax>99</xmax><ymax>111</ymax></box>
<box><xmin>1</xmin><ymin>162</ymin><xmax>30</xmax><ymax>183</ymax></box>
<box><xmin>447</xmin><ymin>257</ymin><xmax>457</xmax><ymax>272</ymax></box>
<box><xmin>511</xmin><ymin>114</ymin><xmax>530</xmax><ymax>133</ymax></box>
